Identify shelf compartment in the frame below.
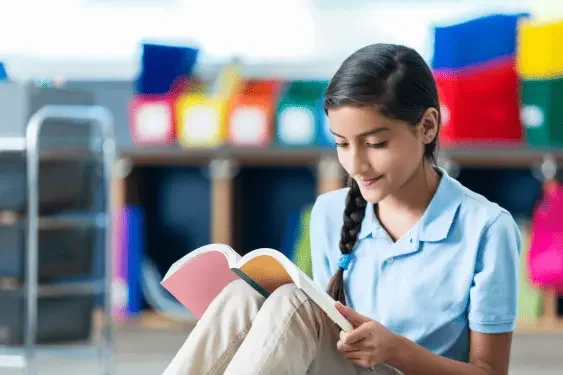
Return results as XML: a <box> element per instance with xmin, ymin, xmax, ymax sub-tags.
<box><xmin>139</xmin><ymin>166</ymin><xmax>212</xmax><ymax>278</ymax></box>
<box><xmin>233</xmin><ymin>165</ymin><xmax>317</xmax><ymax>255</ymax></box>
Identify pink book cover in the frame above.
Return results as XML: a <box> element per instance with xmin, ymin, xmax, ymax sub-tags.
<box><xmin>161</xmin><ymin>250</ymin><xmax>240</xmax><ymax>319</ymax></box>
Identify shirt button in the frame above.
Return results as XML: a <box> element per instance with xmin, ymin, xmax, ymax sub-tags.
<box><xmin>386</xmin><ymin>257</ymin><xmax>394</xmax><ymax>264</ymax></box>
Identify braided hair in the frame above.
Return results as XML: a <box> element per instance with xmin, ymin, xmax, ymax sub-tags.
<box><xmin>324</xmin><ymin>43</ymin><xmax>441</xmax><ymax>306</ymax></box>
<box><xmin>327</xmin><ymin>176</ymin><xmax>366</xmax><ymax>305</ymax></box>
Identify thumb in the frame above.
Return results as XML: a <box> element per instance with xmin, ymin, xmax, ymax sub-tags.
<box><xmin>334</xmin><ymin>301</ymin><xmax>370</xmax><ymax>327</ymax></box>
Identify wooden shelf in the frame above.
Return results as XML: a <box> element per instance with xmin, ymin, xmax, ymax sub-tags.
<box><xmin>119</xmin><ymin>145</ymin><xmax>563</xmax><ymax>167</ymax></box>
<box><xmin>120</xmin><ymin>146</ymin><xmax>336</xmax><ymax>166</ymax></box>
<box><xmin>95</xmin><ymin>309</ymin><xmax>563</xmax><ymax>335</ymax></box>
<box><xmin>516</xmin><ymin>317</ymin><xmax>563</xmax><ymax>334</ymax></box>
<box><xmin>94</xmin><ymin>310</ymin><xmax>196</xmax><ymax>332</ymax></box>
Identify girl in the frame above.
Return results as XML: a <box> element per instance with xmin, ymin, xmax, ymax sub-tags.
<box><xmin>163</xmin><ymin>43</ymin><xmax>521</xmax><ymax>375</ymax></box>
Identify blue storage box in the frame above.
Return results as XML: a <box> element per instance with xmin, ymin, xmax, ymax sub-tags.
<box><xmin>432</xmin><ymin>13</ymin><xmax>529</xmax><ymax>70</ymax></box>
<box><xmin>136</xmin><ymin>43</ymin><xmax>199</xmax><ymax>95</ymax></box>
<box><xmin>315</xmin><ymin>95</ymin><xmax>336</xmax><ymax>147</ymax></box>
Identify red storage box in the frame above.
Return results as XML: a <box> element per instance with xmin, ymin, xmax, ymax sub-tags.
<box><xmin>434</xmin><ymin>58</ymin><xmax>523</xmax><ymax>146</ymax></box>
<box><xmin>128</xmin><ymin>93</ymin><xmax>177</xmax><ymax>146</ymax></box>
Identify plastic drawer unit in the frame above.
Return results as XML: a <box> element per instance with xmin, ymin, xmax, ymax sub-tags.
<box><xmin>0</xmin><ymin>292</ymin><xmax>94</xmax><ymax>345</ymax></box>
<box><xmin>0</xmin><ymin>220</ymin><xmax>97</xmax><ymax>280</ymax></box>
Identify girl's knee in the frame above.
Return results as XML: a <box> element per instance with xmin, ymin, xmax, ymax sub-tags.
<box><xmin>269</xmin><ymin>282</ymin><xmax>308</xmax><ymax>302</ymax></box>
<box><xmin>209</xmin><ymin>279</ymin><xmax>265</xmax><ymax>313</ymax></box>
<box><xmin>223</xmin><ymin>279</ymin><xmax>262</xmax><ymax>299</ymax></box>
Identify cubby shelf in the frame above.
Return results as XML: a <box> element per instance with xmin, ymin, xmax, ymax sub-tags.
<box><xmin>112</xmin><ymin>145</ymin><xmax>563</xmax><ymax>334</ymax></box>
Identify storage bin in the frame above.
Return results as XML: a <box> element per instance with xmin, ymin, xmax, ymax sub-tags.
<box><xmin>432</xmin><ymin>13</ymin><xmax>529</xmax><ymax>70</ymax></box>
<box><xmin>128</xmin><ymin>93</ymin><xmax>177</xmax><ymax>146</ymax></box>
<box><xmin>521</xmin><ymin>77</ymin><xmax>563</xmax><ymax>148</ymax></box>
<box><xmin>315</xmin><ymin>95</ymin><xmax>335</xmax><ymax>147</ymax></box>
<box><xmin>434</xmin><ymin>58</ymin><xmax>523</xmax><ymax>145</ymax></box>
<box><xmin>0</xmin><ymin>293</ymin><xmax>94</xmax><ymax>345</ymax></box>
<box><xmin>0</xmin><ymin>156</ymin><xmax>97</xmax><ymax>213</ymax></box>
<box><xmin>0</xmin><ymin>62</ymin><xmax>7</xmax><ymax>80</ymax></box>
<box><xmin>175</xmin><ymin>93</ymin><xmax>229</xmax><ymax>148</ymax></box>
<box><xmin>275</xmin><ymin>81</ymin><xmax>327</xmax><ymax>147</ymax></box>
<box><xmin>226</xmin><ymin>80</ymin><xmax>283</xmax><ymax>147</ymax></box>
<box><xmin>517</xmin><ymin>18</ymin><xmax>563</xmax><ymax>80</ymax></box>
<box><xmin>137</xmin><ymin>43</ymin><xmax>199</xmax><ymax>95</ymax></box>
<box><xmin>0</xmin><ymin>223</ymin><xmax>96</xmax><ymax>280</ymax></box>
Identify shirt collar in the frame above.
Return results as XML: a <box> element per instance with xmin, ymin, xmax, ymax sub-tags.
<box><xmin>357</xmin><ymin>166</ymin><xmax>463</xmax><ymax>242</ymax></box>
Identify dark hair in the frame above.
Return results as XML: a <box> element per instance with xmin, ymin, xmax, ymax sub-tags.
<box><xmin>324</xmin><ymin>43</ymin><xmax>441</xmax><ymax>306</ymax></box>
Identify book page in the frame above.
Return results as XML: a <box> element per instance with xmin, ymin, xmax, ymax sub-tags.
<box><xmin>237</xmin><ymin>249</ymin><xmax>297</xmax><ymax>295</ymax></box>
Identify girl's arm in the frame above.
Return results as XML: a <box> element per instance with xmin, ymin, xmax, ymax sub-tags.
<box><xmin>388</xmin><ymin>330</ymin><xmax>512</xmax><ymax>375</ymax></box>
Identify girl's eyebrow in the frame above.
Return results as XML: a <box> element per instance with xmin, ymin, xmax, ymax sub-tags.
<box><xmin>330</xmin><ymin>127</ymin><xmax>391</xmax><ymax>138</ymax></box>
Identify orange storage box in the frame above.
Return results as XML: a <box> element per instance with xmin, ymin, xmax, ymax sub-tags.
<box><xmin>227</xmin><ymin>80</ymin><xmax>283</xmax><ymax>147</ymax></box>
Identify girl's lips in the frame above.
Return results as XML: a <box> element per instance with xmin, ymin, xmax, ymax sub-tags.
<box><xmin>359</xmin><ymin>176</ymin><xmax>383</xmax><ymax>187</ymax></box>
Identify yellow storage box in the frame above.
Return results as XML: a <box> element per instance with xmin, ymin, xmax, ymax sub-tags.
<box><xmin>175</xmin><ymin>94</ymin><xmax>228</xmax><ymax>148</ymax></box>
<box><xmin>517</xmin><ymin>18</ymin><xmax>563</xmax><ymax>79</ymax></box>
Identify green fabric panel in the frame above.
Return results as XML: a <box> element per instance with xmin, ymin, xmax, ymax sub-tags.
<box><xmin>517</xmin><ymin>220</ymin><xmax>543</xmax><ymax>318</ymax></box>
<box><xmin>293</xmin><ymin>205</ymin><xmax>313</xmax><ymax>278</ymax></box>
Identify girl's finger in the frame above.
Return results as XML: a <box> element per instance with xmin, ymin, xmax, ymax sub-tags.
<box><xmin>336</xmin><ymin>340</ymin><xmax>364</xmax><ymax>353</ymax></box>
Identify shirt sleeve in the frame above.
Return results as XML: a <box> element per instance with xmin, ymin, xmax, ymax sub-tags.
<box><xmin>468</xmin><ymin>211</ymin><xmax>522</xmax><ymax>334</ymax></box>
<box><xmin>309</xmin><ymin>196</ymin><xmax>333</xmax><ymax>292</ymax></box>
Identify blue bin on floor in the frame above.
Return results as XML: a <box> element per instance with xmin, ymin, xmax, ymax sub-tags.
<box><xmin>432</xmin><ymin>13</ymin><xmax>529</xmax><ymax>70</ymax></box>
<box><xmin>0</xmin><ymin>62</ymin><xmax>7</xmax><ymax>81</ymax></box>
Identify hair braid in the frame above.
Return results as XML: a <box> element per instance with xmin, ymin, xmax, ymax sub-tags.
<box><xmin>326</xmin><ymin>176</ymin><xmax>367</xmax><ymax>306</ymax></box>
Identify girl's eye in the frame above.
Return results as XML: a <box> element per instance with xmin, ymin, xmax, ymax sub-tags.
<box><xmin>367</xmin><ymin>141</ymin><xmax>387</xmax><ymax>148</ymax></box>
<box><xmin>333</xmin><ymin>142</ymin><xmax>348</xmax><ymax>148</ymax></box>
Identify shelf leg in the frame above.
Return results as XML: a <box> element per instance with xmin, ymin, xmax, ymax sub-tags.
<box><xmin>541</xmin><ymin>288</ymin><xmax>559</xmax><ymax>329</ymax></box>
<box><xmin>317</xmin><ymin>156</ymin><xmax>345</xmax><ymax>195</ymax></box>
<box><xmin>209</xmin><ymin>158</ymin><xmax>238</xmax><ymax>245</ymax></box>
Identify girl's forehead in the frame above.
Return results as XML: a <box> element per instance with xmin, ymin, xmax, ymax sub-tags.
<box><xmin>327</xmin><ymin>107</ymin><xmax>403</xmax><ymax>137</ymax></box>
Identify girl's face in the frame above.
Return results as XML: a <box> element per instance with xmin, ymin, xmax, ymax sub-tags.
<box><xmin>327</xmin><ymin>106</ymin><xmax>438</xmax><ymax>204</ymax></box>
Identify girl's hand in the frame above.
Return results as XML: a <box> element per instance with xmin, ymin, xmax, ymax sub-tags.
<box><xmin>334</xmin><ymin>301</ymin><xmax>399</xmax><ymax>369</ymax></box>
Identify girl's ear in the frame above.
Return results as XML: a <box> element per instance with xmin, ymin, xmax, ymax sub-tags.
<box><xmin>418</xmin><ymin>108</ymin><xmax>440</xmax><ymax>144</ymax></box>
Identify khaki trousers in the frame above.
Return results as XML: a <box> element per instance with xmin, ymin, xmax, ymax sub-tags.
<box><xmin>163</xmin><ymin>279</ymin><xmax>403</xmax><ymax>375</ymax></box>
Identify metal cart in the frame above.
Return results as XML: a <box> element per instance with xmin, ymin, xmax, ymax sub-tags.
<box><xmin>0</xmin><ymin>105</ymin><xmax>116</xmax><ymax>375</ymax></box>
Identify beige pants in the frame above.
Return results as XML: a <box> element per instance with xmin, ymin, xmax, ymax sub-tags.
<box><xmin>163</xmin><ymin>279</ymin><xmax>403</xmax><ymax>375</ymax></box>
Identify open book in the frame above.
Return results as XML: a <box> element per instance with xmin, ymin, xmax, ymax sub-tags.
<box><xmin>161</xmin><ymin>243</ymin><xmax>353</xmax><ymax>332</ymax></box>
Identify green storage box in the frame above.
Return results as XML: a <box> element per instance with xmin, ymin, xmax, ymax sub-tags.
<box><xmin>275</xmin><ymin>81</ymin><xmax>327</xmax><ymax>147</ymax></box>
<box><xmin>521</xmin><ymin>77</ymin><xmax>563</xmax><ymax>147</ymax></box>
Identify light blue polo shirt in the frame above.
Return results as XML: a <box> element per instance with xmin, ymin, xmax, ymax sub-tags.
<box><xmin>310</xmin><ymin>168</ymin><xmax>521</xmax><ymax>362</ymax></box>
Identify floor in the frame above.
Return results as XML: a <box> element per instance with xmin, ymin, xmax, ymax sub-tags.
<box><xmin>2</xmin><ymin>325</ymin><xmax>562</xmax><ymax>375</ymax></box>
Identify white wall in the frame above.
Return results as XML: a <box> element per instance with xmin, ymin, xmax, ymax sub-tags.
<box><xmin>1</xmin><ymin>0</ymin><xmax>562</xmax><ymax>80</ymax></box>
